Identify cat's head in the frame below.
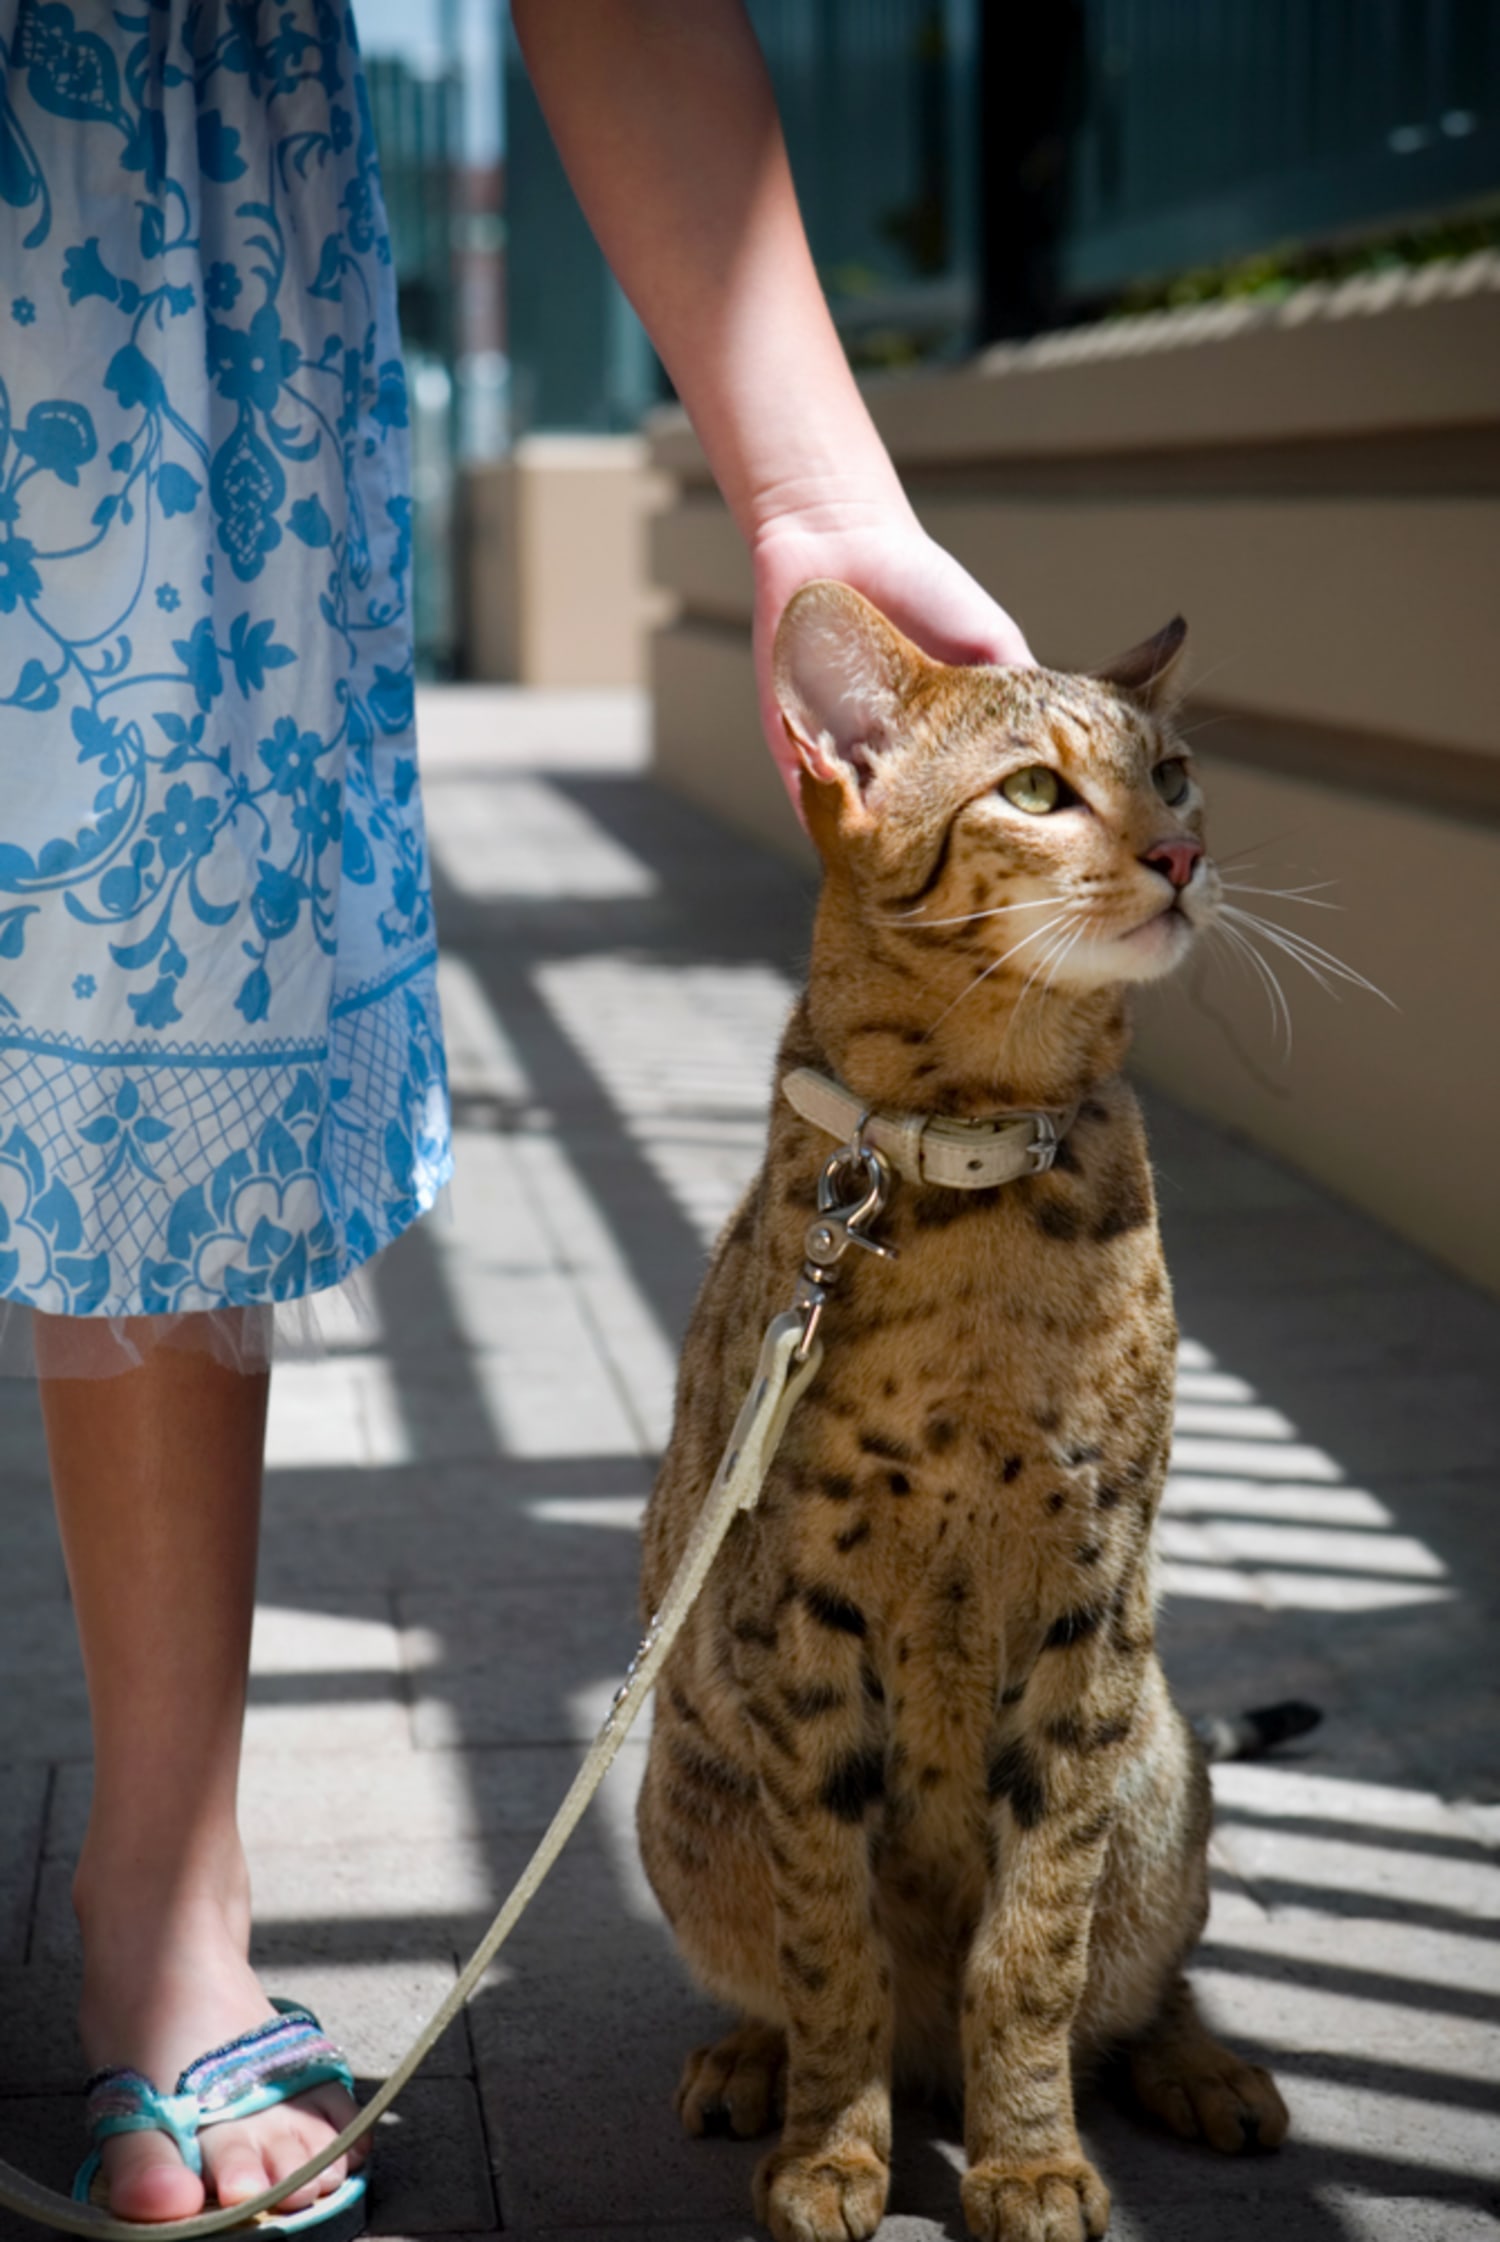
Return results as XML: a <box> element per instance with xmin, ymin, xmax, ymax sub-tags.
<box><xmin>774</xmin><ymin>581</ymin><xmax>1217</xmax><ymax>993</ymax></box>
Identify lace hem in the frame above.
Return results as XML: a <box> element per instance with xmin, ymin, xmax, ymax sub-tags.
<box><xmin>0</xmin><ymin>1183</ymin><xmax>451</xmax><ymax>1379</ymax></box>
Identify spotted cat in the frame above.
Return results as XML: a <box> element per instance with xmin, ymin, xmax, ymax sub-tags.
<box><xmin>637</xmin><ymin>583</ymin><xmax>1289</xmax><ymax>2242</ymax></box>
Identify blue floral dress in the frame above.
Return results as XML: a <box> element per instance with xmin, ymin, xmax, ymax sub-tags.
<box><xmin>0</xmin><ymin>1</ymin><xmax>451</xmax><ymax>1333</ymax></box>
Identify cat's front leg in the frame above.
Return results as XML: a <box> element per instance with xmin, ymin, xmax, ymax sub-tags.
<box><xmin>735</xmin><ymin>1595</ymin><xmax>894</xmax><ymax>2242</ymax></box>
<box><xmin>960</xmin><ymin>1599</ymin><xmax>1147</xmax><ymax>2242</ymax></box>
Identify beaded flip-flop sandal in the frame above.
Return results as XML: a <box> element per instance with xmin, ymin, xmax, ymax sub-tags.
<box><xmin>73</xmin><ymin>2000</ymin><xmax>367</xmax><ymax>2239</ymax></box>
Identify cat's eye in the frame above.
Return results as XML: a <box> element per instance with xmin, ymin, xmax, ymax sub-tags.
<box><xmin>1152</xmin><ymin>758</ymin><xmax>1190</xmax><ymax>806</ymax></box>
<box><xmin>1000</xmin><ymin>765</ymin><xmax>1064</xmax><ymax>815</ymax></box>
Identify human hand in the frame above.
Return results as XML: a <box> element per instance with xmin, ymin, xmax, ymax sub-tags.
<box><xmin>752</xmin><ymin>505</ymin><xmax>1033</xmax><ymax>812</ymax></box>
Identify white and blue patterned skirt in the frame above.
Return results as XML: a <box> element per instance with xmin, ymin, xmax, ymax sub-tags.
<box><xmin>0</xmin><ymin>1</ymin><xmax>451</xmax><ymax>1367</ymax></box>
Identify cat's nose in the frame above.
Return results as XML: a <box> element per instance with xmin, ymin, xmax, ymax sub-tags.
<box><xmin>1140</xmin><ymin>838</ymin><xmax>1203</xmax><ymax>890</ymax></box>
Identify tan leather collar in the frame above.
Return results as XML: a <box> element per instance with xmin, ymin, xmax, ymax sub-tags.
<box><xmin>781</xmin><ymin>1067</ymin><xmax>1076</xmax><ymax>1191</ymax></box>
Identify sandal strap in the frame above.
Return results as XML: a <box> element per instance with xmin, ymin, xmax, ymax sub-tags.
<box><xmin>179</xmin><ymin>2004</ymin><xmax>354</xmax><ymax>2121</ymax></box>
<box><xmin>82</xmin><ymin>2073</ymin><xmax>204</xmax><ymax>2174</ymax></box>
<box><xmin>82</xmin><ymin>2004</ymin><xmax>355</xmax><ymax>2176</ymax></box>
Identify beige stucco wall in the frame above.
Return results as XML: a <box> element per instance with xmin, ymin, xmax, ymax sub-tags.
<box><xmin>460</xmin><ymin>434</ymin><xmax>670</xmax><ymax>687</ymax></box>
<box><xmin>646</xmin><ymin>258</ymin><xmax>1500</xmax><ymax>1294</ymax></box>
<box><xmin>1131</xmin><ymin>758</ymin><xmax>1500</xmax><ymax>1294</ymax></box>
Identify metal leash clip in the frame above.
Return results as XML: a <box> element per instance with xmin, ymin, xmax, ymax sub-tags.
<box><xmin>792</xmin><ymin>1136</ymin><xmax>898</xmax><ymax>1359</ymax></box>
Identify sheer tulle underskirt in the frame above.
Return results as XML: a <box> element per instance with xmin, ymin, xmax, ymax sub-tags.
<box><xmin>0</xmin><ymin>1280</ymin><xmax>379</xmax><ymax>1379</ymax></box>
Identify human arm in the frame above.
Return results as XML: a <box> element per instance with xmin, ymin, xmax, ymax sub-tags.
<box><xmin>508</xmin><ymin>0</ymin><xmax>1032</xmax><ymax>799</ymax></box>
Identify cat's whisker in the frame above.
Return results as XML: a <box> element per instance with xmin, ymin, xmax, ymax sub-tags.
<box><xmin>1217</xmin><ymin>914</ymin><xmax>1307</xmax><ymax>1026</ymax></box>
<box><xmin>925</xmin><ymin>911</ymin><xmax>1075</xmax><ymax>1034</ymax></box>
<box><xmin>1032</xmin><ymin>918</ymin><xmax>1084</xmax><ymax>993</ymax></box>
<box><xmin>1039</xmin><ymin>923</ymin><xmax>1087</xmax><ymax>998</ymax></box>
<box><xmin>995</xmin><ymin>914</ymin><xmax>1086</xmax><ymax>1058</ymax></box>
<box><xmin>1208</xmin><ymin>918</ymin><xmax>1293</xmax><ymax>1056</ymax></box>
<box><xmin>1220</xmin><ymin>881</ymin><xmax>1340</xmax><ymax>911</ymax></box>
<box><xmin>1218</xmin><ymin>905</ymin><xmax>1396</xmax><ymax>1009</ymax></box>
<box><xmin>949</xmin><ymin>916</ymin><xmax>1075</xmax><ymax>1015</ymax></box>
<box><xmin>1169</xmin><ymin>712</ymin><xmax>1231</xmax><ymax>745</ymax></box>
<box><xmin>1220</xmin><ymin>920</ymin><xmax>1294</xmax><ymax>1052</ymax></box>
<box><xmin>1216</xmin><ymin>830</ymin><xmax>1303</xmax><ymax>871</ymax></box>
<box><xmin>1049</xmin><ymin>928</ymin><xmax>1080</xmax><ymax>990</ymax></box>
<box><xmin>1239</xmin><ymin>927</ymin><xmax>1365</xmax><ymax>1009</ymax></box>
<box><xmin>1175</xmin><ymin>651</ymin><xmax>1237</xmax><ymax>699</ymax></box>
<box><xmin>882</xmin><ymin>896</ymin><xmax>1057</xmax><ymax>929</ymax></box>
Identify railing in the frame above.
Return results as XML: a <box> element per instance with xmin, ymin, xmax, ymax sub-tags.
<box><xmin>758</xmin><ymin>1</ymin><xmax>1499</xmax><ymax>343</ymax></box>
<box><xmin>1061</xmin><ymin>0</ymin><xmax>1500</xmax><ymax>299</ymax></box>
<box><xmin>364</xmin><ymin>56</ymin><xmax>463</xmax><ymax>673</ymax></box>
<box><xmin>750</xmin><ymin>0</ymin><xmax>980</xmax><ymax>366</ymax></box>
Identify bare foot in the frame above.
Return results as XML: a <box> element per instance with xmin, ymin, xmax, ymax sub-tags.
<box><xmin>76</xmin><ymin>1866</ymin><xmax>363</xmax><ymax>2222</ymax></box>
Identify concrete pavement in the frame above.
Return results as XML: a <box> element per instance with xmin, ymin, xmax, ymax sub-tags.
<box><xmin>1</xmin><ymin>686</ymin><xmax>1496</xmax><ymax>2242</ymax></box>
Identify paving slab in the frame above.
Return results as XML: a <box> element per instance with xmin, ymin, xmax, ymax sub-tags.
<box><xmin>0</xmin><ymin>1964</ymin><xmax>81</xmax><ymax>2091</ymax></box>
<box><xmin>0</xmin><ymin>2094</ymin><xmax>86</xmax><ymax>2238</ymax></box>
<box><xmin>0</xmin><ymin>1472</ymin><xmax>67</xmax><ymax>1604</ymax></box>
<box><xmin>0</xmin><ymin>1388</ymin><xmax>52</xmax><ymax>1481</ymax></box>
<box><xmin>0</xmin><ymin>1768</ymin><xmax>47</xmax><ymax>1968</ymax></box>
<box><xmin>0</xmin><ymin>1604</ymin><xmax>94</xmax><ymax>1767</ymax></box>
<box><xmin>364</xmin><ymin>2079</ymin><xmax>497</xmax><ymax>2236</ymax></box>
<box><xmin>46</xmin><ymin>1743</ymin><xmax>650</xmax><ymax>1862</ymax></box>
<box><xmin>256</xmin><ymin>1458</ymin><xmax>649</xmax><ymax>1598</ymax></box>
<box><xmin>398</xmin><ymin>1579</ymin><xmax>649</xmax><ymax>1751</ymax></box>
<box><xmin>259</xmin><ymin>1961</ymin><xmax>472</xmax><ymax>2081</ymax></box>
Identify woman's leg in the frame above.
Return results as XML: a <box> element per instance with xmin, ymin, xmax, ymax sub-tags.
<box><xmin>36</xmin><ymin>1314</ymin><xmax>359</xmax><ymax>2222</ymax></box>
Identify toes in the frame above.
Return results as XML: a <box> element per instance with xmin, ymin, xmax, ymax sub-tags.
<box><xmin>1240</xmin><ymin>2063</ymin><xmax>1290</xmax><ymax>2149</ymax></box>
<box><xmin>1142</xmin><ymin>2076</ymin><xmax>1197</xmax><ymax>2140</ymax></box>
<box><xmin>100</xmin><ymin>2134</ymin><xmax>206</xmax><ymax>2224</ymax></box>
<box><xmin>1194</xmin><ymin>2060</ymin><xmax>1289</xmax><ymax>2153</ymax></box>
<box><xmin>961</xmin><ymin>2158</ymin><xmax>1111</xmax><ymax>2242</ymax></box>
<box><xmin>300</xmin><ymin>2082</ymin><xmax>363</xmax><ymax>2180</ymax></box>
<box><xmin>754</xmin><ymin>2143</ymin><xmax>889</xmax><ymax>2242</ymax></box>
<box><xmin>200</xmin><ymin>2127</ymin><xmax>273</xmax><ymax>2209</ymax></box>
<box><xmin>263</xmin><ymin>2126</ymin><xmax>335</xmax><ymax>2213</ymax></box>
<box><xmin>676</xmin><ymin>2043</ymin><xmax>727</xmax><ymax>2135</ymax></box>
<box><xmin>677</xmin><ymin>2027</ymin><xmax>784</xmax><ymax>2140</ymax></box>
<box><xmin>1195</xmin><ymin>2076</ymin><xmax>1260</xmax><ymax>2154</ymax></box>
<box><xmin>201</xmin><ymin>2092</ymin><xmax>356</xmax><ymax>2214</ymax></box>
<box><xmin>1137</xmin><ymin>2052</ymin><xmax>1289</xmax><ymax>2155</ymax></box>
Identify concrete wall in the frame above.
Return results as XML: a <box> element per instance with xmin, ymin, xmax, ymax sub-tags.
<box><xmin>647</xmin><ymin>256</ymin><xmax>1500</xmax><ymax>1294</ymax></box>
<box><xmin>460</xmin><ymin>434</ymin><xmax>670</xmax><ymax>687</ymax></box>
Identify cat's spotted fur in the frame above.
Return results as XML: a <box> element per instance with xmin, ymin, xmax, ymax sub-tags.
<box><xmin>637</xmin><ymin>584</ymin><xmax>1288</xmax><ymax>2242</ymax></box>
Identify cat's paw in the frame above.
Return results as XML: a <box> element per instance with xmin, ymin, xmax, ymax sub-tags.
<box><xmin>676</xmin><ymin>2021</ymin><xmax>785</xmax><ymax>2139</ymax></box>
<box><xmin>1130</xmin><ymin>2038</ymin><xmax>1289</xmax><ymax>2153</ymax></box>
<box><xmin>961</xmin><ymin>2157</ymin><xmax>1111</xmax><ymax>2242</ymax></box>
<box><xmin>753</xmin><ymin>2142</ymin><xmax>889</xmax><ymax>2242</ymax></box>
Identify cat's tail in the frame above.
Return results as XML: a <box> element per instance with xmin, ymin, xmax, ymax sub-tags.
<box><xmin>1192</xmin><ymin>1700</ymin><xmax>1322</xmax><ymax>1763</ymax></box>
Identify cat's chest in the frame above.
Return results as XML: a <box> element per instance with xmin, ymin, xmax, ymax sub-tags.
<box><xmin>779</xmin><ymin>1175</ymin><xmax>1174</xmax><ymax>1471</ymax></box>
<box><xmin>755</xmin><ymin>1163</ymin><xmax>1174</xmax><ymax>1654</ymax></box>
<box><xmin>778</xmin><ymin>1402</ymin><xmax>1138</xmax><ymax>1646</ymax></box>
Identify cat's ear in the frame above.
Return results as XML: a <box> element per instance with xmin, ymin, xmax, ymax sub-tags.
<box><xmin>1092</xmin><ymin>616</ymin><xmax>1187</xmax><ymax>710</ymax></box>
<box><xmin>773</xmin><ymin>581</ymin><xmax>928</xmax><ymax>797</ymax></box>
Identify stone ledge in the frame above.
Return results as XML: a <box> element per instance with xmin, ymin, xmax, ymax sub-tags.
<box><xmin>649</xmin><ymin>255</ymin><xmax>1500</xmax><ymax>474</ymax></box>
